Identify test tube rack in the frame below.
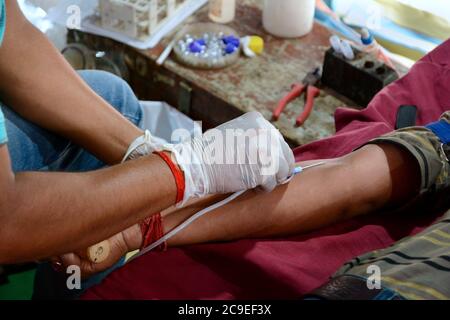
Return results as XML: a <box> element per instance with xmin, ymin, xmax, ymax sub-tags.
<box><xmin>98</xmin><ymin>0</ymin><xmax>191</xmax><ymax>40</ymax></box>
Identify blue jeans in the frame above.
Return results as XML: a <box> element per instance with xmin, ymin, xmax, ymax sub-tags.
<box><xmin>3</xmin><ymin>70</ymin><xmax>143</xmax><ymax>299</ymax></box>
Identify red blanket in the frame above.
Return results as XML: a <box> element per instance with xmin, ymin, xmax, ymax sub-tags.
<box><xmin>83</xmin><ymin>40</ymin><xmax>450</xmax><ymax>300</ymax></box>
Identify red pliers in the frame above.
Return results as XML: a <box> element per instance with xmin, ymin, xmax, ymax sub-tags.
<box><xmin>272</xmin><ymin>68</ymin><xmax>322</xmax><ymax>127</ymax></box>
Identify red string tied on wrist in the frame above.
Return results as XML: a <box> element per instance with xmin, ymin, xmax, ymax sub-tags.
<box><xmin>140</xmin><ymin>213</ymin><xmax>167</xmax><ymax>251</ymax></box>
<box><xmin>139</xmin><ymin>151</ymin><xmax>185</xmax><ymax>251</ymax></box>
<box><xmin>154</xmin><ymin>151</ymin><xmax>185</xmax><ymax>205</ymax></box>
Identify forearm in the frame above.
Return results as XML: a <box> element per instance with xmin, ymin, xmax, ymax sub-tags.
<box><xmin>162</xmin><ymin>144</ymin><xmax>421</xmax><ymax>246</ymax></box>
<box><xmin>67</xmin><ymin>143</ymin><xmax>420</xmax><ymax>277</ymax></box>
<box><xmin>0</xmin><ymin>1</ymin><xmax>141</xmax><ymax>164</ymax></box>
<box><xmin>0</xmin><ymin>153</ymin><xmax>176</xmax><ymax>264</ymax></box>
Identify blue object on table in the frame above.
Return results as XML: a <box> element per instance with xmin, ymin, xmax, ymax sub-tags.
<box><xmin>189</xmin><ymin>41</ymin><xmax>204</xmax><ymax>53</ymax></box>
<box><xmin>225</xmin><ymin>43</ymin><xmax>238</xmax><ymax>54</ymax></box>
<box><xmin>196</xmin><ymin>38</ymin><xmax>206</xmax><ymax>47</ymax></box>
<box><xmin>315</xmin><ymin>8</ymin><xmax>362</xmax><ymax>43</ymax></box>
<box><xmin>315</xmin><ymin>2</ymin><xmax>442</xmax><ymax>56</ymax></box>
<box><xmin>361</xmin><ymin>30</ymin><xmax>374</xmax><ymax>45</ymax></box>
<box><xmin>222</xmin><ymin>35</ymin><xmax>240</xmax><ymax>47</ymax></box>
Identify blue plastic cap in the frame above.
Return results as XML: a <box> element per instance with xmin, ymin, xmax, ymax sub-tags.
<box><xmin>196</xmin><ymin>38</ymin><xmax>206</xmax><ymax>47</ymax></box>
<box><xmin>293</xmin><ymin>167</ymin><xmax>303</xmax><ymax>175</ymax></box>
<box><xmin>361</xmin><ymin>28</ymin><xmax>374</xmax><ymax>45</ymax></box>
<box><xmin>189</xmin><ymin>41</ymin><xmax>203</xmax><ymax>53</ymax></box>
<box><xmin>225</xmin><ymin>43</ymin><xmax>238</xmax><ymax>54</ymax></box>
<box><xmin>222</xmin><ymin>35</ymin><xmax>240</xmax><ymax>47</ymax></box>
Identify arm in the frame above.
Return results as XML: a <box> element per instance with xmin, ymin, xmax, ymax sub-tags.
<box><xmin>0</xmin><ymin>3</ymin><xmax>296</xmax><ymax>265</ymax></box>
<box><xmin>164</xmin><ymin>143</ymin><xmax>420</xmax><ymax>246</ymax></box>
<box><xmin>0</xmin><ymin>145</ymin><xmax>177</xmax><ymax>264</ymax></box>
<box><xmin>0</xmin><ymin>1</ymin><xmax>173</xmax><ymax>263</ymax></box>
<box><xmin>0</xmin><ymin>108</ymin><xmax>293</xmax><ymax>265</ymax></box>
<box><xmin>70</xmin><ymin>142</ymin><xmax>420</xmax><ymax>277</ymax></box>
<box><xmin>0</xmin><ymin>0</ymin><xmax>141</xmax><ymax>164</ymax></box>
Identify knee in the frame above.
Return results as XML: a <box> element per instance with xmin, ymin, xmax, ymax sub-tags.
<box><xmin>77</xmin><ymin>70</ymin><xmax>142</xmax><ymax>126</ymax></box>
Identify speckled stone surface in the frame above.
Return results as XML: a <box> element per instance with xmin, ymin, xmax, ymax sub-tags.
<box><xmin>138</xmin><ymin>0</ymin><xmax>356</xmax><ymax>145</ymax></box>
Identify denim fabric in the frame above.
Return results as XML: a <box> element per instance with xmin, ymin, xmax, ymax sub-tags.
<box><xmin>0</xmin><ymin>0</ymin><xmax>6</xmax><ymax>144</ymax></box>
<box><xmin>0</xmin><ymin>0</ymin><xmax>5</xmax><ymax>46</ymax></box>
<box><xmin>2</xmin><ymin>70</ymin><xmax>142</xmax><ymax>299</ymax></box>
<box><xmin>0</xmin><ymin>106</ymin><xmax>7</xmax><ymax>145</ymax></box>
<box><xmin>4</xmin><ymin>70</ymin><xmax>142</xmax><ymax>173</ymax></box>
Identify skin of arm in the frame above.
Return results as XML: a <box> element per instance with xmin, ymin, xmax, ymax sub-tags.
<box><xmin>0</xmin><ymin>145</ymin><xmax>178</xmax><ymax>264</ymax></box>
<box><xmin>164</xmin><ymin>143</ymin><xmax>421</xmax><ymax>246</ymax></box>
<box><xmin>0</xmin><ymin>1</ymin><xmax>182</xmax><ymax>264</ymax></box>
<box><xmin>70</xmin><ymin>143</ymin><xmax>421</xmax><ymax>278</ymax></box>
<box><xmin>0</xmin><ymin>0</ymin><xmax>141</xmax><ymax>164</ymax></box>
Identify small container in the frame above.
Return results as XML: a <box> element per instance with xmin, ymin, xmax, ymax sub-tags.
<box><xmin>209</xmin><ymin>0</ymin><xmax>236</xmax><ymax>24</ymax></box>
<box><xmin>263</xmin><ymin>0</ymin><xmax>315</xmax><ymax>38</ymax></box>
<box><xmin>173</xmin><ymin>23</ymin><xmax>240</xmax><ymax>69</ymax></box>
<box><xmin>360</xmin><ymin>28</ymin><xmax>397</xmax><ymax>72</ymax></box>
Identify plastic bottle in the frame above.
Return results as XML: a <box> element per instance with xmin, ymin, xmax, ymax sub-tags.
<box><xmin>361</xmin><ymin>28</ymin><xmax>397</xmax><ymax>72</ymax></box>
<box><xmin>263</xmin><ymin>0</ymin><xmax>315</xmax><ymax>38</ymax></box>
<box><xmin>209</xmin><ymin>0</ymin><xmax>236</xmax><ymax>24</ymax></box>
<box><xmin>361</xmin><ymin>28</ymin><xmax>379</xmax><ymax>57</ymax></box>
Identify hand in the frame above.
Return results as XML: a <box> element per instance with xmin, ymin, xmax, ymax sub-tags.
<box><xmin>123</xmin><ymin>112</ymin><xmax>295</xmax><ymax>206</ymax></box>
<box><xmin>52</xmin><ymin>225</ymin><xmax>142</xmax><ymax>279</ymax></box>
<box><xmin>57</xmin><ymin>112</ymin><xmax>294</xmax><ymax>275</ymax></box>
<box><xmin>50</xmin><ymin>131</ymin><xmax>167</xmax><ymax>277</ymax></box>
<box><xmin>167</xmin><ymin>112</ymin><xmax>295</xmax><ymax>205</ymax></box>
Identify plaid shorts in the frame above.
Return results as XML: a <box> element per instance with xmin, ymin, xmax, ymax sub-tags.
<box><xmin>368</xmin><ymin>111</ymin><xmax>450</xmax><ymax>194</ymax></box>
<box><xmin>312</xmin><ymin>112</ymin><xmax>450</xmax><ymax>300</ymax></box>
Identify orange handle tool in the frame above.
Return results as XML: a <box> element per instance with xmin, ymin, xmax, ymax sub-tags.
<box><xmin>296</xmin><ymin>86</ymin><xmax>320</xmax><ymax>127</ymax></box>
<box><xmin>272</xmin><ymin>84</ymin><xmax>306</xmax><ymax>121</ymax></box>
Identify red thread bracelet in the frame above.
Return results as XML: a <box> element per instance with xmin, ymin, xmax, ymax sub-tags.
<box><xmin>140</xmin><ymin>213</ymin><xmax>167</xmax><ymax>251</ymax></box>
<box><xmin>154</xmin><ymin>151</ymin><xmax>185</xmax><ymax>205</ymax></box>
<box><xmin>138</xmin><ymin>152</ymin><xmax>185</xmax><ymax>251</ymax></box>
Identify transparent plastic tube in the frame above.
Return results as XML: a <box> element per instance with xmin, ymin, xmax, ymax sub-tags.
<box><xmin>130</xmin><ymin>162</ymin><xmax>326</xmax><ymax>262</ymax></box>
<box><xmin>130</xmin><ymin>190</ymin><xmax>246</xmax><ymax>262</ymax></box>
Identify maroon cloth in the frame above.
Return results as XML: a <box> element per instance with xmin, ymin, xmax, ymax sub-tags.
<box><xmin>83</xmin><ymin>40</ymin><xmax>450</xmax><ymax>300</ymax></box>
